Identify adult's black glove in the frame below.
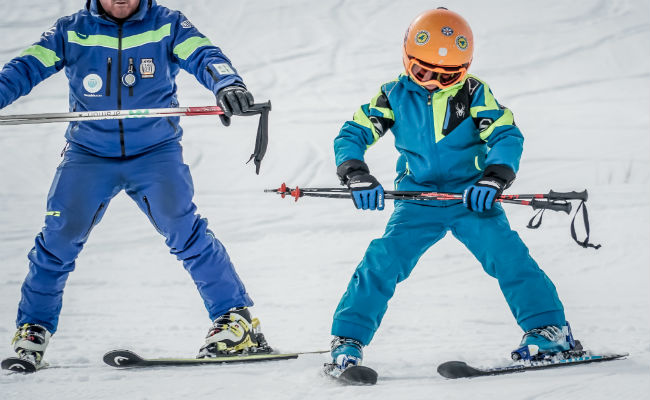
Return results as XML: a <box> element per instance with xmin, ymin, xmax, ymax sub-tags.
<box><xmin>216</xmin><ymin>85</ymin><xmax>254</xmax><ymax>126</ymax></box>
<box><xmin>337</xmin><ymin>159</ymin><xmax>384</xmax><ymax>211</ymax></box>
<box><xmin>463</xmin><ymin>164</ymin><xmax>515</xmax><ymax>212</ymax></box>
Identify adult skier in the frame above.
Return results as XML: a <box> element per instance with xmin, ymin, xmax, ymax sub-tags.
<box><xmin>328</xmin><ymin>8</ymin><xmax>576</xmax><ymax>372</ymax></box>
<box><xmin>1</xmin><ymin>0</ymin><xmax>264</xmax><ymax>368</ymax></box>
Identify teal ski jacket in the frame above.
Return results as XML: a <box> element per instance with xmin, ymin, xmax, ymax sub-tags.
<box><xmin>334</xmin><ymin>74</ymin><xmax>524</xmax><ymax>194</ymax></box>
<box><xmin>0</xmin><ymin>0</ymin><xmax>244</xmax><ymax>157</ymax></box>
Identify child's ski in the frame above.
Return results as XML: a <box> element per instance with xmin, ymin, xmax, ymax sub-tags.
<box><xmin>437</xmin><ymin>352</ymin><xmax>628</xmax><ymax>379</ymax></box>
<box><xmin>103</xmin><ymin>349</ymin><xmax>326</xmax><ymax>369</ymax></box>
<box><xmin>323</xmin><ymin>363</ymin><xmax>378</xmax><ymax>385</ymax></box>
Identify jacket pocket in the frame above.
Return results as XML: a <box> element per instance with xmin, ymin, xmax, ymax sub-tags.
<box><xmin>143</xmin><ymin>196</ymin><xmax>163</xmax><ymax>234</ymax></box>
<box><xmin>83</xmin><ymin>202</ymin><xmax>106</xmax><ymax>239</ymax></box>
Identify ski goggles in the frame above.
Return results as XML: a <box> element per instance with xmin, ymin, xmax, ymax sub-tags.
<box><xmin>406</xmin><ymin>57</ymin><xmax>468</xmax><ymax>89</ymax></box>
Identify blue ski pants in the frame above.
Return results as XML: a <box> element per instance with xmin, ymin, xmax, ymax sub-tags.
<box><xmin>331</xmin><ymin>201</ymin><xmax>565</xmax><ymax>345</ymax></box>
<box><xmin>17</xmin><ymin>141</ymin><xmax>253</xmax><ymax>334</ymax></box>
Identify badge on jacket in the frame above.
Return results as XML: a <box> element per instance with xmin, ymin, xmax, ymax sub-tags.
<box><xmin>140</xmin><ymin>58</ymin><xmax>155</xmax><ymax>79</ymax></box>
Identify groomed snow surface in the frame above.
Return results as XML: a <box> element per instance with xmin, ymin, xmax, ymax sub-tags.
<box><xmin>1</xmin><ymin>1</ymin><xmax>649</xmax><ymax>399</ymax></box>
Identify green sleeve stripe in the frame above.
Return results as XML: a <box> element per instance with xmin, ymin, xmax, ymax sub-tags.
<box><xmin>20</xmin><ymin>45</ymin><xmax>61</xmax><ymax>68</ymax></box>
<box><xmin>352</xmin><ymin>106</ymin><xmax>380</xmax><ymax>146</ymax></box>
<box><xmin>122</xmin><ymin>24</ymin><xmax>171</xmax><ymax>50</ymax></box>
<box><xmin>479</xmin><ymin>108</ymin><xmax>514</xmax><ymax>141</ymax></box>
<box><xmin>369</xmin><ymin>92</ymin><xmax>394</xmax><ymax>120</ymax></box>
<box><xmin>470</xmin><ymin>85</ymin><xmax>499</xmax><ymax>117</ymax></box>
<box><xmin>68</xmin><ymin>24</ymin><xmax>171</xmax><ymax>50</ymax></box>
<box><xmin>68</xmin><ymin>31</ymin><xmax>118</xmax><ymax>49</ymax></box>
<box><xmin>173</xmin><ymin>36</ymin><xmax>213</xmax><ymax>60</ymax></box>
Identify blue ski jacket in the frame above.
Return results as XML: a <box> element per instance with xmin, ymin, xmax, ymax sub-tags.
<box><xmin>334</xmin><ymin>74</ymin><xmax>524</xmax><ymax>194</ymax></box>
<box><xmin>0</xmin><ymin>0</ymin><xmax>244</xmax><ymax>157</ymax></box>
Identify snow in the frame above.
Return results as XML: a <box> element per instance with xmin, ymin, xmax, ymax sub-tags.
<box><xmin>1</xmin><ymin>0</ymin><xmax>649</xmax><ymax>398</ymax></box>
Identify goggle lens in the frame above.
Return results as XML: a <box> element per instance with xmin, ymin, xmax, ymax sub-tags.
<box><xmin>408</xmin><ymin>58</ymin><xmax>467</xmax><ymax>88</ymax></box>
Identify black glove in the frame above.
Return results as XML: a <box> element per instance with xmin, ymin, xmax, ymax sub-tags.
<box><xmin>216</xmin><ymin>85</ymin><xmax>254</xmax><ymax>126</ymax></box>
<box><xmin>337</xmin><ymin>159</ymin><xmax>385</xmax><ymax>211</ymax></box>
<box><xmin>348</xmin><ymin>173</ymin><xmax>384</xmax><ymax>210</ymax></box>
<box><xmin>463</xmin><ymin>164</ymin><xmax>515</xmax><ymax>212</ymax></box>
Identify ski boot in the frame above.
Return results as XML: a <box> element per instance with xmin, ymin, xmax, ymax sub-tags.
<box><xmin>323</xmin><ymin>336</ymin><xmax>377</xmax><ymax>384</ymax></box>
<box><xmin>197</xmin><ymin>307</ymin><xmax>271</xmax><ymax>358</ymax></box>
<box><xmin>7</xmin><ymin>324</ymin><xmax>51</xmax><ymax>371</ymax></box>
<box><xmin>329</xmin><ymin>336</ymin><xmax>363</xmax><ymax>370</ymax></box>
<box><xmin>511</xmin><ymin>321</ymin><xmax>582</xmax><ymax>361</ymax></box>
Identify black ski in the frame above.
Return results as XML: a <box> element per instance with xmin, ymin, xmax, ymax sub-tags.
<box><xmin>103</xmin><ymin>349</ymin><xmax>326</xmax><ymax>369</ymax></box>
<box><xmin>437</xmin><ymin>352</ymin><xmax>628</xmax><ymax>379</ymax></box>
<box><xmin>1</xmin><ymin>356</ymin><xmax>45</xmax><ymax>373</ymax></box>
<box><xmin>323</xmin><ymin>363</ymin><xmax>378</xmax><ymax>385</ymax></box>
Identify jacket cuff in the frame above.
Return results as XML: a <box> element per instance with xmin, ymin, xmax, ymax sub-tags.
<box><xmin>483</xmin><ymin>164</ymin><xmax>516</xmax><ymax>189</ymax></box>
<box><xmin>336</xmin><ymin>159</ymin><xmax>369</xmax><ymax>185</ymax></box>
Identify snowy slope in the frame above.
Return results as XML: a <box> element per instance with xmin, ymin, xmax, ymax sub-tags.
<box><xmin>1</xmin><ymin>0</ymin><xmax>649</xmax><ymax>398</ymax></box>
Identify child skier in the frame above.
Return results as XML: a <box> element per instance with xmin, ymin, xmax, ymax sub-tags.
<box><xmin>328</xmin><ymin>8</ymin><xmax>575</xmax><ymax>371</ymax></box>
<box><xmin>1</xmin><ymin>0</ymin><xmax>265</xmax><ymax>368</ymax></box>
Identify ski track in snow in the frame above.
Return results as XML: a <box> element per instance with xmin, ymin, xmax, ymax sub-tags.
<box><xmin>1</xmin><ymin>0</ymin><xmax>649</xmax><ymax>399</ymax></box>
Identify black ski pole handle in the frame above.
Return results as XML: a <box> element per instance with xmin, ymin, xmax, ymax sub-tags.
<box><xmin>531</xmin><ymin>199</ymin><xmax>572</xmax><ymax>214</ymax></box>
<box><xmin>547</xmin><ymin>190</ymin><xmax>588</xmax><ymax>202</ymax></box>
<box><xmin>240</xmin><ymin>101</ymin><xmax>272</xmax><ymax>116</ymax></box>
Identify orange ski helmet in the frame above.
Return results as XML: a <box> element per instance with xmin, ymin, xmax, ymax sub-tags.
<box><xmin>402</xmin><ymin>8</ymin><xmax>474</xmax><ymax>89</ymax></box>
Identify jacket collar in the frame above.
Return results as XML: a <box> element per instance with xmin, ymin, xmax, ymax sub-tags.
<box><xmin>86</xmin><ymin>0</ymin><xmax>153</xmax><ymax>23</ymax></box>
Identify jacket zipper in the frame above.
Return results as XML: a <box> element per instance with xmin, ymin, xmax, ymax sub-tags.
<box><xmin>143</xmin><ymin>196</ymin><xmax>163</xmax><ymax>234</ymax></box>
<box><xmin>117</xmin><ymin>22</ymin><xmax>125</xmax><ymax>157</ymax></box>
<box><xmin>428</xmin><ymin>92</ymin><xmax>443</xmax><ymax>184</ymax></box>
<box><xmin>128</xmin><ymin>57</ymin><xmax>135</xmax><ymax>97</ymax></box>
<box><xmin>106</xmin><ymin>57</ymin><xmax>112</xmax><ymax>96</ymax></box>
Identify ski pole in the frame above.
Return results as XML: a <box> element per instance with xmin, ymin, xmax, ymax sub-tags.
<box><xmin>265</xmin><ymin>183</ymin><xmax>601</xmax><ymax>249</ymax></box>
<box><xmin>265</xmin><ymin>183</ymin><xmax>573</xmax><ymax>214</ymax></box>
<box><xmin>0</xmin><ymin>106</ymin><xmax>225</xmax><ymax>125</ymax></box>
<box><xmin>0</xmin><ymin>102</ymin><xmax>271</xmax><ymax>125</ymax></box>
<box><xmin>0</xmin><ymin>101</ymin><xmax>272</xmax><ymax>175</ymax></box>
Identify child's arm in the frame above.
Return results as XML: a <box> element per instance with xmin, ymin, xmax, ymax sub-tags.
<box><xmin>470</xmin><ymin>80</ymin><xmax>523</xmax><ymax>177</ymax></box>
<box><xmin>333</xmin><ymin>87</ymin><xmax>395</xmax><ymax>210</ymax></box>
<box><xmin>334</xmin><ymin>88</ymin><xmax>395</xmax><ymax>179</ymax></box>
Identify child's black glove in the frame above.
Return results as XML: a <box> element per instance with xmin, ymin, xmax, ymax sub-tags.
<box><xmin>337</xmin><ymin>159</ymin><xmax>385</xmax><ymax>211</ymax></box>
<box><xmin>463</xmin><ymin>165</ymin><xmax>515</xmax><ymax>212</ymax></box>
<box><xmin>348</xmin><ymin>173</ymin><xmax>384</xmax><ymax>210</ymax></box>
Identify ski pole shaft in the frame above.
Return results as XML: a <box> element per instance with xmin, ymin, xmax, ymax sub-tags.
<box><xmin>291</xmin><ymin>188</ymin><xmax>588</xmax><ymax>202</ymax></box>
<box><xmin>266</xmin><ymin>183</ymin><xmax>574</xmax><ymax>213</ymax></box>
<box><xmin>0</xmin><ymin>106</ymin><xmax>225</xmax><ymax>125</ymax></box>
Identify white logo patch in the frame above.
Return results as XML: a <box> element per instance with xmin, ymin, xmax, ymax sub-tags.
<box><xmin>213</xmin><ymin>63</ymin><xmax>235</xmax><ymax>75</ymax></box>
<box><xmin>113</xmin><ymin>356</ymin><xmax>129</xmax><ymax>365</ymax></box>
<box><xmin>41</xmin><ymin>26</ymin><xmax>56</xmax><ymax>40</ymax></box>
<box><xmin>83</xmin><ymin>74</ymin><xmax>103</xmax><ymax>94</ymax></box>
<box><xmin>455</xmin><ymin>103</ymin><xmax>466</xmax><ymax>118</ymax></box>
<box><xmin>140</xmin><ymin>58</ymin><xmax>155</xmax><ymax>78</ymax></box>
<box><xmin>181</xmin><ymin>20</ymin><xmax>193</xmax><ymax>29</ymax></box>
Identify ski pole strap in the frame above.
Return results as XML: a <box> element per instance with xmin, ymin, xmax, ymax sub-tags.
<box><xmin>242</xmin><ymin>101</ymin><xmax>271</xmax><ymax>175</ymax></box>
<box><xmin>527</xmin><ymin>209</ymin><xmax>545</xmax><ymax>229</ymax></box>
<box><xmin>570</xmin><ymin>201</ymin><xmax>602</xmax><ymax>250</ymax></box>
